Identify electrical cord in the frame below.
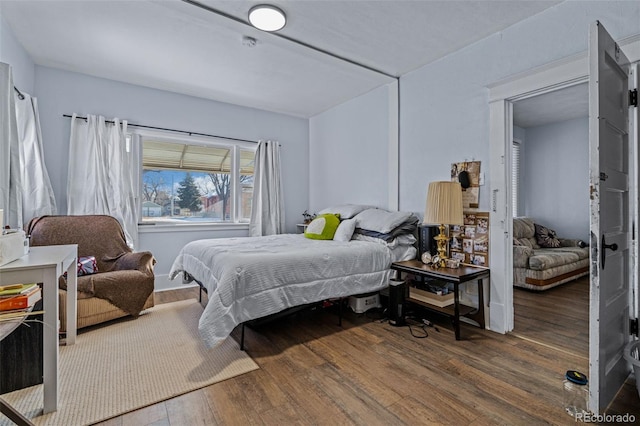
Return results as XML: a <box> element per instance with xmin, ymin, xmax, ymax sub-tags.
<box><xmin>374</xmin><ymin>310</ymin><xmax>440</xmax><ymax>339</ymax></box>
<box><xmin>406</xmin><ymin>315</ymin><xmax>442</xmax><ymax>338</ymax></box>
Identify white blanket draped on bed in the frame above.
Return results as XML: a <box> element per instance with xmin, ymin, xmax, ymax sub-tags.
<box><xmin>169</xmin><ymin>233</ymin><xmax>415</xmax><ymax>348</ymax></box>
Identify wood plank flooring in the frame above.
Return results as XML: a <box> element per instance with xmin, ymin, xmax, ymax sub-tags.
<box><xmin>513</xmin><ymin>277</ymin><xmax>589</xmax><ymax>358</ymax></box>
<box><xmin>94</xmin><ymin>284</ymin><xmax>639</xmax><ymax>425</ymax></box>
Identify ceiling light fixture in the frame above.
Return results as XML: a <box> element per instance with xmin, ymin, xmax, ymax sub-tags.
<box><xmin>248</xmin><ymin>4</ymin><xmax>286</xmax><ymax>32</ymax></box>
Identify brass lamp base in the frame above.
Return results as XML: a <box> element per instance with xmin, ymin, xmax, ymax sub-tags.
<box><xmin>433</xmin><ymin>224</ymin><xmax>449</xmax><ymax>267</ymax></box>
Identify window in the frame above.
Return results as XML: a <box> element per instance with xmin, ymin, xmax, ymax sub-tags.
<box><xmin>140</xmin><ymin>134</ymin><xmax>255</xmax><ymax>224</ymax></box>
<box><xmin>512</xmin><ymin>141</ymin><xmax>521</xmax><ymax>217</ymax></box>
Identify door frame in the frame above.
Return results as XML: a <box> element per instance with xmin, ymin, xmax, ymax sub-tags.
<box><xmin>487</xmin><ymin>33</ymin><xmax>640</xmax><ymax>334</ymax></box>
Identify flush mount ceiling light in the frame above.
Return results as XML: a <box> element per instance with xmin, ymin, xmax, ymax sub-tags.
<box><xmin>248</xmin><ymin>4</ymin><xmax>286</xmax><ymax>32</ymax></box>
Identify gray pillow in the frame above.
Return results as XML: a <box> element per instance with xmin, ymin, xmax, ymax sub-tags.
<box><xmin>317</xmin><ymin>204</ymin><xmax>375</xmax><ymax>220</ymax></box>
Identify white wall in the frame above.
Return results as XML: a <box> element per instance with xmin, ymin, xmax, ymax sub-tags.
<box><xmin>308</xmin><ymin>1</ymin><xmax>639</xmax><ymax>331</ymax></box>
<box><xmin>33</xmin><ymin>66</ymin><xmax>309</xmax><ymax>289</ymax></box>
<box><xmin>309</xmin><ymin>84</ymin><xmax>392</xmax><ymax>213</ymax></box>
<box><xmin>399</xmin><ymin>1</ymin><xmax>640</xmax><ymax>216</ymax></box>
<box><xmin>0</xmin><ymin>12</ymin><xmax>34</xmax><ymax>93</ymax></box>
<box><xmin>522</xmin><ymin>117</ymin><xmax>589</xmax><ymax>241</ymax></box>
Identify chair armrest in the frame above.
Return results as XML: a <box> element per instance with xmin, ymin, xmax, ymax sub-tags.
<box><xmin>513</xmin><ymin>245</ymin><xmax>533</xmax><ymax>268</ymax></box>
<box><xmin>113</xmin><ymin>251</ymin><xmax>155</xmax><ymax>275</ymax></box>
<box><xmin>559</xmin><ymin>238</ymin><xmax>587</xmax><ymax>248</ymax></box>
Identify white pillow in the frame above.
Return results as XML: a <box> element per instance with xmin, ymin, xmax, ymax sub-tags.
<box><xmin>354</xmin><ymin>208</ymin><xmax>414</xmax><ymax>234</ymax></box>
<box><xmin>333</xmin><ymin>218</ymin><xmax>357</xmax><ymax>242</ymax></box>
<box><xmin>317</xmin><ymin>204</ymin><xmax>376</xmax><ymax>220</ymax></box>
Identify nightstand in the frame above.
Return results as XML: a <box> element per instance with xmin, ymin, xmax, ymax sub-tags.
<box><xmin>390</xmin><ymin>259</ymin><xmax>488</xmax><ymax>340</ymax></box>
<box><xmin>296</xmin><ymin>223</ymin><xmax>309</xmax><ymax>233</ymax></box>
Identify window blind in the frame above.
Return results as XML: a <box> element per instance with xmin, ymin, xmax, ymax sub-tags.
<box><xmin>512</xmin><ymin>141</ymin><xmax>521</xmax><ymax>217</ymax></box>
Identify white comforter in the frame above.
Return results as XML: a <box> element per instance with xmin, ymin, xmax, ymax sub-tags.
<box><xmin>169</xmin><ymin>233</ymin><xmax>415</xmax><ymax>348</ymax></box>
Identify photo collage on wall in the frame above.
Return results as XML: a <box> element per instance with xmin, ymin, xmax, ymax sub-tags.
<box><xmin>449</xmin><ymin>211</ymin><xmax>489</xmax><ymax>267</ymax></box>
<box><xmin>451</xmin><ymin>161</ymin><xmax>481</xmax><ymax>209</ymax></box>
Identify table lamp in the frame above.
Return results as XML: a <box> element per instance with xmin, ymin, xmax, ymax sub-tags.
<box><xmin>423</xmin><ymin>181</ymin><xmax>464</xmax><ymax>265</ymax></box>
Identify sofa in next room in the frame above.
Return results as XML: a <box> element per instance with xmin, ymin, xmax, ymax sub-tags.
<box><xmin>513</xmin><ymin>217</ymin><xmax>589</xmax><ymax>291</ymax></box>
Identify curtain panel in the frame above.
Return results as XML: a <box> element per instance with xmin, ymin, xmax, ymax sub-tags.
<box><xmin>249</xmin><ymin>140</ymin><xmax>284</xmax><ymax>236</ymax></box>
<box><xmin>67</xmin><ymin>114</ymin><xmax>138</xmax><ymax>248</ymax></box>
<box><xmin>0</xmin><ymin>63</ymin><xmax>22</xmax><ymax>229</ymax></box>
<box><xmin>15</xmin><ymin>93</ymin><xmax>57</xmax><ymax>222</ymax></box>
<box><xmin>0</xmin><ymin>62</ymin><xmax>57</xmax><ymax>229</ymax></box>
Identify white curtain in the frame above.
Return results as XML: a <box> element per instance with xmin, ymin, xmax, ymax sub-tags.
<box><xmin>249</xmin><ymin>140</ymin><xmax>284</xmax><ymax>236</ymax></box>
<box><xmin>0</xmin><ymin>63</ymin><xmax>22</xmax><ymax>229</ymax></box>
<box><xmin>67</xmin><ymin>114</ymin><xmax>138</xmax><ymax>248</ymax></box>
<box><xmin>15</xmin><ymin>92</ymin><xmax>57</xmax><ymax>223</ymax></box>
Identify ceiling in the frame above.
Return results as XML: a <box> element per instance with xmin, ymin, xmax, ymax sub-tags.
<box><xmin>513</xmin><ymin>83</ymin><xmax>588</xmax><ymax>128</ymax></box>
<box><xmin>1</xmin><ymin>0</ymin><xmax>562</xmax><ymax>118</ymax></box>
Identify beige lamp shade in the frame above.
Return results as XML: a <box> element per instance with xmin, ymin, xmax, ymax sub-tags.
<box><xmin>424</xmin><ymin>181</ymin><xmax>464</xmax><ymax>226</ymax></box>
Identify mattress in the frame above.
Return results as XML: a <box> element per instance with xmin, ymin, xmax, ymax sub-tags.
<box><xmin>169</xmin><ymin>233</ymin><xmax>415</xmax><ymax>348</ymax></box>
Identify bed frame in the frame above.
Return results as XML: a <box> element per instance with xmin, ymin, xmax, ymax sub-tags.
<box><xmin>184</xmin><ymin>272</ymin><xmax>345</xmax><ymax>350</ymax></box>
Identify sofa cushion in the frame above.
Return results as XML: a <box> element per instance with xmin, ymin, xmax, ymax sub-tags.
<box><xmin>513</xmin><ymin>217</ymin><xmax>535</xmax><ymax>239</ymax></box>
<box><xmin>526</xmin><ymin>258</ymin><xmax>589</xmax><ymax>283</ymax></box>
<box><xmin>513</xmin><ymin>217</ymin><xmax>539</xmax><ymax>248</ymax></box>
<box><xmin>553</xmin><ymin>246</ymin><xmax>590</xmax><ymax>260</ymax></box>
<box><xmin>513</xmin><ymin>245</ymin><xmax>533</xmax><ymax>268</ymax></box>
<box><xmin>534</xmin><ymin>223</ymin><xmax>561</xmax><ymax>248</ymax></box>
<box><xmin>529</xmin><ymin>249</ymin><xmax>580</xmax><ymax>271</ymax></box>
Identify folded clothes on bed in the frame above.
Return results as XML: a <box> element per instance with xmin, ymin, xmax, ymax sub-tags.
<box><xmin>352</xmin><ymin>208</ymin><xmax>419</xmax><ymax>242</ymax></box>
<box><xmin>354</xmin><ymin>208</ymin><xmax>418</xmax><ymax>234</ymax></box>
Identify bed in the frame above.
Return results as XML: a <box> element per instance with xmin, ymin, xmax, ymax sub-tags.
<box><xmin>169</xmin><ymin>206</ymin><xmax>418</xmax><ymax>348</ymax></box>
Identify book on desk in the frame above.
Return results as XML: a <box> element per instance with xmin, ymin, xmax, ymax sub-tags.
<box><xmin>0</xmin><ymin>284</ymin><xmax>42</xmax><ymax>312</ymax></box>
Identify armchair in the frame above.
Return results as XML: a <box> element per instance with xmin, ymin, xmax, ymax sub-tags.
<box><xmin>26</xmin><ymin>215</ymin><xmax>155</xmax><ymax>332</ymax></box>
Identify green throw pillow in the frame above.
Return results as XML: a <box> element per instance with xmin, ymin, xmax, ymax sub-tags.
<box><xmin>304</xmin><ymin>213</ymin><xmax>341</xmax><ymax>240</ymax></box>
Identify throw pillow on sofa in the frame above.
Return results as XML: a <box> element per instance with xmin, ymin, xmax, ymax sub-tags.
<box><xmin>534</xmin><ymin>223</ymin><xmax>561</xmax><ymax>248</ymax></box>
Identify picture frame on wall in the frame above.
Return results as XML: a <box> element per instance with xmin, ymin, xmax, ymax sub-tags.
<box><xmin>449</xmin><ymin>211</ymin><xmax>489</xmax><ymax>267</ymax></box>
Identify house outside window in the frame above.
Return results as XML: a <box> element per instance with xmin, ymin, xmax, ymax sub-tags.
<box><xmin>139</xmin><ymin>132</ymin><xmax>255</xmax><ymax>225</ymax></box>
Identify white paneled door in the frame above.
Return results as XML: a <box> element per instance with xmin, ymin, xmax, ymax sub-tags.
<box><xmin>588</xmin><ymin>20</ymin><xmax>635</xmax><ymax>414</ymax></box>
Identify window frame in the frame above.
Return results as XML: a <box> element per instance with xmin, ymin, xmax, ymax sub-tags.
<box><xmin>512</xmin><ymin>139</ymin><xmax>521</xmax><ymax>218</ymax></box>
<box><xmin>131</xmin><ymin>128</ymin><xmax>256</xmax><ymax>231</ymax></box>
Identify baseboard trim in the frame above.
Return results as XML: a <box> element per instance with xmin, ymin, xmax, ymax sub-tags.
<box><xmin>154</xmin><ymin>273</ymin><xmax>197</xmax><ymax>292</ymax></box>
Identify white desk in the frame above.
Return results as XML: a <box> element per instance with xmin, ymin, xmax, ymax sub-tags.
<box><xmin>0</xmin><ymin>245</ymin><xmax>77</xmax><ymax>414</ymax></box>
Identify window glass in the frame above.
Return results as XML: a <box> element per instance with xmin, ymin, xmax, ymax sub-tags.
<box><xmin>141</xmin><ymin>137</ymin><xmax>254</xmax><ymax>224</ymax></box>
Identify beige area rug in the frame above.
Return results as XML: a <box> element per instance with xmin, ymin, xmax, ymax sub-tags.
<box><xmin>0</xmin><ymin>299</ymin><xmax>259</xmax><ymax>425</ymax></box>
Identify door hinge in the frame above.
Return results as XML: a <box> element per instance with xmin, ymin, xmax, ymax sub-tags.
<box><xmin>631</xmin><ymin>89</ymin><xmax>638</xmax><ymax>107</ymax></box>
<box><xmin>631</xmin><ymin>318</ymin><xmax>639</xmax><ymax>337</ymax></box>
<box><xmin>600</xmin><ymin>172</ymin><xmax>608</xmax><ymax>181</ymax></box>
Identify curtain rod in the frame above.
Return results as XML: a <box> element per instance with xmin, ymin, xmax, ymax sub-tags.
<box><xmin>14</xmin><ymin>86</ymin><xmax>24</xmax><ymax>100</ymax></box>
<box><xmin>62</xmin><ymin>114</ymin><xmax>260</xmax><ymax>144</ymax></box>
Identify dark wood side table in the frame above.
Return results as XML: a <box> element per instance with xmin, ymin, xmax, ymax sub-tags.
<box><xmin>390</xmin><ymin>259</ymin><xmax>489</xmax><ymax>340</ymax></box>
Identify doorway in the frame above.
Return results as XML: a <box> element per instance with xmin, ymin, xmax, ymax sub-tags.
<box><xmin>510</xmin><ymin>84</ymin><xmax>590</xmax><ymax>358</ymax></box>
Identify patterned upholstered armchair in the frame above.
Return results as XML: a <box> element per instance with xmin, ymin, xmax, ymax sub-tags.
<box><xmin>26</xmin><ymin>215</ymin><xmax>155</xmax><ymax>332</ymax></box>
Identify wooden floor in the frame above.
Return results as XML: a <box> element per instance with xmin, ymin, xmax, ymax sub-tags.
<box><xmin>513</xmin><ymin>277</ymin><xmax>589</xmax><ymax>359</ymax></box>
<box><xmin>94</xmin><ymin>285</ymin><xmax>640</xmax><ymax>426</ymax></box>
